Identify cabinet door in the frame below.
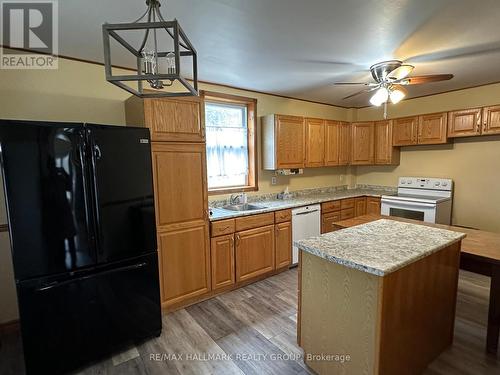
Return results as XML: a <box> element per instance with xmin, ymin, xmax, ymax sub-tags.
<box><xmin>375</xmin><ymin>120</ymin><xmax>400</xmax><ymax>165</ymax></box>
<box><xmin>366</xmin><ymin>197</ymin><xmax>381</xmax><ymax>215</ymax></box>
<box><xmin>338</xmin><ymin>122</ymin><xmax>351</xmax><ymax>165</ymax></box>
<box><xmin>355</xmin><ymin>197</ymin><xmax>367</xmax><ymax>217</ymax></box>
<box><xmin>151</xmin><ymin>143</ymin><xmax>208</xmax><ymax>230</ymax></box>
<box><xmin>276</xmin><ymin>115</ymin><xmax>305</xmax><ymax>169</ymax></box>
<box><xmin>324</xmin><ymin>120</ymin><xmax>340</xmax><ymax>166</ymax></box>
<box><xmin>158</xmin><ymin>222</ymin><xmax>211</xmax><ymax>308</ymax></box>
<box><xmin>235</xmin><ymin>225</ymin><xmax>275</xmax><ymax>282</ymax></box>
<box><xmin>305</xmin><ymin>118</ymin><xmax>325</xmax><ymax>167</ymax></box>
<box><xmin>210</xmin><ymin>234</ymin><xmax>235</xmax><ymax>290</ymax></box>
<box><xmin>275</xmin><ymin>222</ymin><xmax>292</xmax><ymax>270</ymax></box>
<box><xmin>393</xmin><ymin>117</ymin><xmax>418</xmax><ymax>146</ymax></box>
<box><xmin>321</xmin><ymin>212</ymin><xmax>341</xmax><ymax>234</ymax></box>
<box><xmin>144</xmin><ymin>96</ymin><xmax>205</xmax><ymax>142</ymax></box>
<box><xmin>418</xmin><ymin>113</ymin><xmax>448</xmax><ymax>144</ymax></box>
<box><xmin>447</xmin><ymin>108</ymin><xmax>482</xmax><ymax>138</ymax></box>
<box><xmin>482</xmin><ymin>105</ymin><xmax>500</xmax><ymax>135</ymax></box>
<box><xmin>351</xmin><ymin>122</ymin><xmax>375</xmax><ymax>165</ymax></box>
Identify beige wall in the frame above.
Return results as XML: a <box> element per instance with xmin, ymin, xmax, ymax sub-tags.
<box><xmin>355</xmin><ymin>82</ymin><xmax>500</xmax><ymax>232</ymax></box>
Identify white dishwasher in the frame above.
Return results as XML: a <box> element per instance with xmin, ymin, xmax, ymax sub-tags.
<box><xmin>291</xmin><ymin>204</ymin><xmax>321</xmax><ymax>265</ymax></box>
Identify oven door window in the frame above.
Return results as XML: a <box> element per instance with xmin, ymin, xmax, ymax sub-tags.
<box><xmin>389</xmin><ymin>208</ymin><xmax>425</xmax><ymax>221</ymax></box>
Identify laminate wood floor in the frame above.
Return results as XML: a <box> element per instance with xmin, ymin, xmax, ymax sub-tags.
<box><xmin>1</xmin><ymin>269</ymin><xmax>499</xmax><ymax>374</ymax></box>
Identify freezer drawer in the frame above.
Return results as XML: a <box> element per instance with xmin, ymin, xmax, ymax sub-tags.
<box><xmin>17</xmin><ymin>252</ymin><xmax>161</xmax><ymax>375</ymax></box>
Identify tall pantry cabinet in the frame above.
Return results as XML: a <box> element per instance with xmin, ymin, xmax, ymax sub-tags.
<box><xmin>125</xmin><ymin>96</ymin><xmax>211</xmax><ymax>311</ymax></box>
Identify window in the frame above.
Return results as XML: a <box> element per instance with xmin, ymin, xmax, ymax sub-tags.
<box><xmin>203</xmin><ymin>91</ymin><xmax>257</xmax><ymax>194</ymax></box>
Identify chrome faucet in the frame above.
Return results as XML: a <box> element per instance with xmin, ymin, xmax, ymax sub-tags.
<box><xmin>229</xmin><ymin>192</ymin><xmax>247</xmax><ymax>205</ymax></box>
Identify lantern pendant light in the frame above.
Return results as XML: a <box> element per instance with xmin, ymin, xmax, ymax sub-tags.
<box><xmin>102</xmin><ymin>0</ymin><xmax>198</xmax><ymax>98</ymax></box>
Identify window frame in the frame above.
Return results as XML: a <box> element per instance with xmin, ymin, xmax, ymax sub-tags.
<box><xmin>202</xmin><ymin>90</ymin><xmax>258</xmax><ymax>195</ymax></box>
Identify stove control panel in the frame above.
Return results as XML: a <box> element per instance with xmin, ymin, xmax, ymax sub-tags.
<box><xmin>398</xmin><ymin>177</ymin><xmax>453</xmax><ymax>191</ymax></box>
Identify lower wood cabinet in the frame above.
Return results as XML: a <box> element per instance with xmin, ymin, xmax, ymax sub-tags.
<box><xmin>158</xmin><ymin>222</ymin><xmax>211</xmax><ymax>308</ymax></box>
<box><xmin>210</xmin><ymin>234</ymin><xmax>235</xmax><ymax>290</ymax></box>
<box><xmin>366</xmin><ymin>197</ymin><xmax>381</xmax><ymax>215</ymax></box>
<box><xmin>321</xmin><ymin>211</ymin><xmax>341</xmax><ymax>234</ymax></box>
<box><xmin>355</xmin><ymin>197</ymin><xmax>367</xmax><ymax>216</ymax></box>
<box><xmin>275</xmin><ymin>221</ymin><xmax>292</xmax><ymax>269</ymax></box>
<box><xmin>235</xmin><ymin>225</ymin><xmax>275</xmax><ymax>282</ymax></box>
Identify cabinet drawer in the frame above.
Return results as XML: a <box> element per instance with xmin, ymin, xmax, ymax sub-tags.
<box><xmin>211</xmin><ymin>219</ymin><xmax>235</xmax><ymax>237</ymax></box>
<box><xmin>321</xmin><ymin>200</ymin><xmax>341</xmax><ymax>213</ymax></box>
<box><xmin>340</xmin><ymin>208</ymin><xmax>355</xmax><ymax>220</ymax></box>
<box><xmin>341</xmin><ymin>198</ymin><xmax>355</xmax><ymax>210</ymax></box>
<box><xmin>321</xmin><ymin>212</ymin><xmax>341</xmax><ymax>234</ymax></box>
<box><xmin>235</xmin><ymin>212</ymin><xmax>275</xmax><ymax>232</ymax></box>
<box><xmin>275</xmin><ymin>209</ymin><xmax>292</xmax><ymax>223</ymax></box>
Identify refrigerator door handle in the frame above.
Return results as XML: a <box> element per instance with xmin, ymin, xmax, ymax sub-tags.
<box><xmin>89</xmin><ymin>131</ymin><xmax>104</xmax><ymax>256</ymax></box>
<box><xmin>35</xmin><ymin>262</ymin><xmax>148</xmax><ymax>292</ymax></box>
<box><xmin>78</xmin><ymin>131</ymin><xmax>95</xmax><ymax>253</ymax></box>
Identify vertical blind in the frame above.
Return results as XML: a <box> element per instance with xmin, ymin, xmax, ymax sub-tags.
<box><xmin>205</xmin><ymin>102</ymin><xmax>249</xmax><ymax>189</ymax></box>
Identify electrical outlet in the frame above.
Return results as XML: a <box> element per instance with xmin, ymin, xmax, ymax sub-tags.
<box><xmin>271</xmin><ymin>176</ymin><xmax>277</xmax><ymax>185</ymax></box>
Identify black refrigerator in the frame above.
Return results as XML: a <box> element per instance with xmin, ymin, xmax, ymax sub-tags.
<box><xmin>0</xmin><ymin>120</ymin><xmax>161</xmax><ymax>374</ymax></box>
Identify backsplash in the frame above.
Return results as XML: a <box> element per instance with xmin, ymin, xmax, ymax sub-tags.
<box><xmin>208</xmin><ymin>184</ymin><xmax>396</xmax><ymax>208</ymax></box>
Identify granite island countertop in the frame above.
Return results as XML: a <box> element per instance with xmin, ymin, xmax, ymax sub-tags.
<box><xmin>295</xmin><ymin>219</ymin><xmax>466</xmax><ymax>276</ymax></box>
<box><xmin>209</xmin><ymin>187</ymin><xmax>396</xmax><ymax>221</ymax></box>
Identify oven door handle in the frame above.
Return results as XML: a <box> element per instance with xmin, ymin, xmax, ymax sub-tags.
<box><xmin>381</xmin><ymin>198</ymin><xmax>436</xmax><ymax>208</ymax></box>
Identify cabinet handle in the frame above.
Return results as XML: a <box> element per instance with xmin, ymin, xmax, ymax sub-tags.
<box><xmin>231</xmin><ymin>236</ymin><xmax>235</xmax><ymax>248</ymax></box>
<box><xmin>235</xmin><ymin>234</ymin><xmax>240</xmax><ymax>247</ymax></box>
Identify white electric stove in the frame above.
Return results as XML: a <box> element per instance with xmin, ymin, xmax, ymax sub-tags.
<box><xmin>381</xmin><ymin>177</ymin><xmax>453</xmax><ymax>224</ymax></box>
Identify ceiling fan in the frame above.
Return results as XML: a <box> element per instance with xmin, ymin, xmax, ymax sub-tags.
<box><xmin>334</xmin><ymin>60</ymin><xmax>453</xmax><ymax>107</ymax></box>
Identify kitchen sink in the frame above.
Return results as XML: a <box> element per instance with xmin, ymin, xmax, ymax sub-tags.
<box><xmin>222</xmin><ymin>203</ymin><xmax>266</xmax><ymax>211</ymax></box>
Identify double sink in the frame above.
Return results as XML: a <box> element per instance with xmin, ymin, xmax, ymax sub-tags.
<box><xmin>222</xmin><ymin>203</ymin><xmax>267</xmax><ymax>212</ymax></box>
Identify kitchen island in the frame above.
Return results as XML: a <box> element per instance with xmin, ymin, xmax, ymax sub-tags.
<box><xmin>295</xmin><ymin>219</ymin><xmax>466</xmax><ymax>375</ymax></box>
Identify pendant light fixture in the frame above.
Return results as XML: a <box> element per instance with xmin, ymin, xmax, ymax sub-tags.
<box><xmin>102</xmin><ymin>0</ymin><xmax>198</xmax><ymax>98</ymax></box>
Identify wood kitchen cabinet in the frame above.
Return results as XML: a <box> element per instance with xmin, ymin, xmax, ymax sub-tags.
<box><xmin>393</xmin><ymin>116</ymin><xmax>418</xmax><ymax>146</ymax></box>
<box><xmin>125</xmin><ymin>96</ymin><xmax>205</xmax><ymax>143</ymax></box>
<box><xmin>447</xmin><ymin>108</ymin><xmax>482</xmax><ymax>138</ymax></box>
<box><xmin>339</xmin><ymin>122</ymin><xmax>351</xmax><ymax>165</ymax></box>
<box><xmin>355</xmin><ymin>197</ymin><xmax>367</xmax><ymax>217</ymax></box>
<box><xmin>375</xmin><ymin>120</ymin><xmax>400</xmax><ymax>165</ymax></box>
<box><xmin>351</xmin><ymin>122</ymin><xmax>375</xmax><ymax>165</ymax></box>
<box><xmin>324</xmin><ymin>120</ymin><xmax>340</xmax><ymax>166</ymax></box>
<box><xmin>366</xmin><ymin>197</ymin><xmax>381</xmax><ymax>215</ymax></box>
<box><xmin>235</xmin><ymin>225</ymin><xmax>275</xmax><ymax>282</ymax></box>
<box><xmin>321</xmin><ymin>211</ymin><xmax>341</xmax><ymax>234</ymax></box>
<box><xmin>305</xmin><ymin>118</ymin><xmax>325</xmax><ymax>167</ymax></box>
<box><xmin>262</xmin><ymin>114</ymin><xmax>305</xmax><ymax>169</ymax></box>
<box><xmin>482</xmin><ymin>105</ymin><xmax>500</xmax><ymax>135</ymax></box>
<box><xmin>275</xmin><ymin>221</ymin><xmax>292</xmax><ymax>269</ymax></box>
<box><xmin>158</xmin><ymin>223</ymin><xmax>211</xmax><ymax>308</ymax></box>
<box><xmin>418</xmin><ymin>112</ymin><xmax>448</xmax><ymax>144</ymax></box>
<box><xmin>210</xmin><ymin>234</ymin><xmax>235</xmax><ymax>290</ymax></box>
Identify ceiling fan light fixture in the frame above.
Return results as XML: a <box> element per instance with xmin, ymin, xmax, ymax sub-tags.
<box><xmin>389</xmin><ymin>87</ymin><xmax>406</xmax><ymax>104</ymax></box>
<box><xmin>388</xmin><ymin>64</ymin><xmax>414</xmax><ymax>81</ymax></box>
<box><xmin>370</xmin><ymin>87</ymin><xmax>389</xmax><ymax>107</ymax></box>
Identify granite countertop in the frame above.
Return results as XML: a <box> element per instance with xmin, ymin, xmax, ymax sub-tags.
<box><xmin>209</xmin><ymin>187</ymin><xmax>395</xmax><ymax>221</ymax></box>
<box><xmin>295</xmin><ymin>219</ymin><xmax>466</xmax><ymax>276</ymax></box>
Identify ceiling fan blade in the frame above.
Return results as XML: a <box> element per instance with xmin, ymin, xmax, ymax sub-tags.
<box><xmin>342</xmin><ymin>87</ymin><xmax>378</xmax><ymax>100</ymax></box>
<box><xmin>334</xmin><ymin>82</ymin><xmax>372</xmax><ymax>85</ymax></box>
<box><xmin>399</xmin><ymin>74</ymin><xmax>454</xmax><ymax>85</ymax></box>
<box><xmin>388</xmin><ymin>64</ymin><xmax>414</xmax><ymax>80</ymax></box>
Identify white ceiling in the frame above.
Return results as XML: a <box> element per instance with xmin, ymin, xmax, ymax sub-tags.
<box><xmin>59</xmin><ymin>0</ymin><xmax>500</xmax><ymax>107</ymax></box>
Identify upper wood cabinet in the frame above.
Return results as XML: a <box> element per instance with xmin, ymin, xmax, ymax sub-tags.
<box><xmin>125</xmin><ymin>96</ymin><xmax>205</xmax><ymax>143</ymax></box>
<box><xmin>482</xmin><ymin>105</ymin><xmax>500</xmax><ymax>135</ymax></box>
<box><xmin>151</xmin><ymin>143</ymin><xmax>208</xmax><ymax>229</ymax></box>
<box><xmin>210</xmin><ymin>234</ymin><xmax>235</xmax><ymax>291</ymax></box>
<box><xmin>324</xmin><ymin>120</ymin><xmax>340</xmax><ymax>166</ymax></box>
<box><xmin>351</xmin><ymin>122</ymin><xmax>375</xmax><ymax>165</ymax></box>
<box><xmin>339</xmin><ymin>122</ymin><xmax>351</xmax><ymax>166</ymax></box>
<box><xmin>235</xmin><ymin>225</ymin><xmax>275</xmax><ymax>282</ymax></box>
<box><xmin>447</xmin><ymin>108</ymin><xmax>482</xmax><ymax>138</ymax></box>
<box><xmin>418</xmin><ymin>113</ymin><xmax>448</xmax><ymax>144</ymax></box>
<box><xmin>275</xmin><ymin>221</ymin><xmax>292</xmax><ymax>270</ymax></box>
<box><xmin>393</xmin><ymin>117</ymin><xmax>418</xmax><ymax>146</ymax></box>
<box><xmin>262</xmin><ymin>114</ymin><xmax>305</xmax><ymax>170</ymax></box>
<box><xmin>305</xmin><ymin>118</ymin><xmax>325</xmax><ymax>167</ymax></box>
<box><xmin>158</xmin><ymin>222</ymin><xmax>211</xmax><ymax>308</ymax></box>
<box><xmin>374</xmin><ymin>120</ymin><xmax>400</xmax><ymax>165</ymax></box>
